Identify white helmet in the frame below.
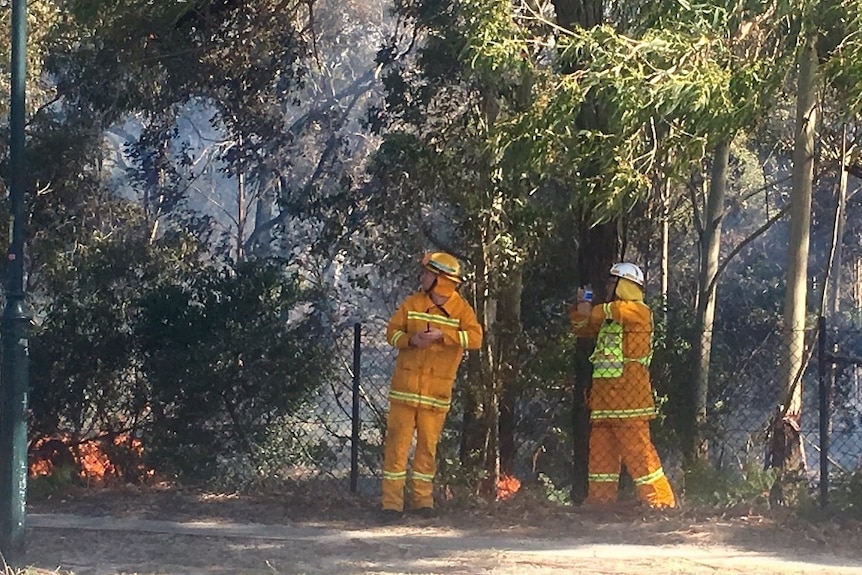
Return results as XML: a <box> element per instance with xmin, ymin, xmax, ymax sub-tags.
<box><xmin>610</xmin><ymin>262</ymin><xmax>644</xmax><ymax>287</ymax></box>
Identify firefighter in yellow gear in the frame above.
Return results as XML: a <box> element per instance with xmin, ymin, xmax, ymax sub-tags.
<box><xmin>381</xmin><ymin>252</ymin><xmax>483</xmax><ymax>519</ymax></box>
<box><xmin>570</xmin><ymin>262</ymin><xmax>676</xmax><ymax>509</ymax></box>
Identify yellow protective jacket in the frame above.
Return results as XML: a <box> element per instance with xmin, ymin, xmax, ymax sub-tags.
<box><xmin>570</xmin><ymin>300</ymin><xmax>655</xmax><ymax>421</ymax></box>
<box><xmin>386</xmin><ymin>291</ymin><xmax>483</xmax><ymax>413</ymax></box>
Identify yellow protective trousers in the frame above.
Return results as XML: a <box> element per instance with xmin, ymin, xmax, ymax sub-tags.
<box><xmin>381</xmin><ymin>402</ymin><xmax>448</xmax><ymax>512</ymax></box>
<box><xmin>586</xmin><ymin>420</ymin><xmax>676</xmax><ymax>509</ymax></box>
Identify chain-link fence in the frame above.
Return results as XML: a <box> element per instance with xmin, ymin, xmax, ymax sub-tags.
<box><xmin>820</xmin><ymin>323</ymin><xmax>862</xmax><ymax>507</ymax></box>
<box><xmin>282</xmin><ymin>316</ymin><xmax>862</xmax><ymax>510</ymax></box>
<box><xmin>275</xmin><ymin>318</ymin><xmax>391</xmax><ymax>493</ymax></box>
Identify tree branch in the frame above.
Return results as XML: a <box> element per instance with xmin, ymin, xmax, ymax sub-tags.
<box><xmin>707</xmin><ymin>201</ymin><xmax>791</xmax><ymax>295</ymax></box>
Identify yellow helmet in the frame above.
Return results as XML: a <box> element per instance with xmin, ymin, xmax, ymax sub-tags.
<box><xmin>422</xmin><ymin>252</ymin><xmax>463</xmax><ymax>284</ymax></box>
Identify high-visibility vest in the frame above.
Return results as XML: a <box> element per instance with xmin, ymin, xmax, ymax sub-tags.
<box><xmin>589</xmin><ymin>315</ymin><xmax>652</xmax><ymax>379</ymax></box>
<box><xmin>590</xmin><ymin>321</ymin><xmax>624</xmax><ymax>378</ymax></box>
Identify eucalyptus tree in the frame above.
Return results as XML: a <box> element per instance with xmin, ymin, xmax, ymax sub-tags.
<box><xmin>776</xmin><ymin>6</ymin><xmax>816</xmax><ymax>488</ymax></box>
<box><xmin>489</xmin><ymin>6</ymin><xmax>782</xmax><ymax>474</ymax></box>
<box><xmin>242</xmin><ymin>0</ymin><xmax>392</xmax><ymax>326</ymax></box>
<box><xmin>617</xmin><ymin>0</ymin><xmax>790</xmax><ymax>463</ymax></box>
<box><xmin>368</xmin><ymin>0</ymin><xmax>553</xmax><ymax>496</ymax></box>
<box><xmin>43</xmin><ymin>0</ymin><xmax>316</xmax><ymax>262</ymax></box>
<box><xmin>768</xmin><ymin>0</ymin><xmax>861</xmax><ymax>500</ymax></box>
<box><xmin>368</xmin><ymin>0</ymin><xmax>766</xmax><ymax>498</ymax></box>
<box><xmin>22</xmin><ymin>0</ymin><xmax>319</xmax><ymax>326</ymax></box>
<box><xmin>821</xmin><ymin>3</ymin><xmax>862</xmax><ymax>320</ymax></box>
<box><xmin>0</xmin><ymin>0</ymin><xmax>63</xmax><ymax>252</ymax></box>
<box><xmin>816</xmin><ymin>122</ymin><xmax>858</xmax><ymax>321</ymax></box>
<box><xmin>15</xmin><ymin>0</ymin><xmax>364</xmax><ymax>481</ymax></box>
<box><xmin>0</xmin><ymin>0</ymin><xmax>58</xmax><ymax>118</ymax></box>
<box><xmin>29</xmin><ymin>0</ymin><xmax>387</xmax><ymax>289</ymax></box>
<box><xmin>549</xmin><ymin>0</ymin><xmax>620</xmax><ymax>503</ymax></box>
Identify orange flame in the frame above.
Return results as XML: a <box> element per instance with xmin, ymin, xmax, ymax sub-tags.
<box><xmin>29</xmin><ymin>434</ymin><xmax>151</xmax><ymax>483</ymax></box>
<box><xmin>496</xmin><ymin>474</ymin><xmax>521</xmax><ymax>500</ymax></box>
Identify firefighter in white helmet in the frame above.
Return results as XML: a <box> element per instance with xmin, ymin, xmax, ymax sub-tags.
<box><xmin>570</xmin><ymin>262</ymin><xmax>676</xmax><ymax>508</ymax></box>
<box><xmin>381</xmin><ymin>252</ymin><xmax>483</xmax><ymax>521</ymax></box>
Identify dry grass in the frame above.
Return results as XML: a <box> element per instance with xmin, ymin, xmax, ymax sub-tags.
<box><xmin>0</xmin><ymin>555</ymin><xmax>69</xmax><ymax>575</ymax></box>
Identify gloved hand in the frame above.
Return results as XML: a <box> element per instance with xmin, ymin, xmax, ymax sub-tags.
<box><xmin>410</xmin><ymin>328</ymin><xmax>442</xmax><ymax>348</ymax></box>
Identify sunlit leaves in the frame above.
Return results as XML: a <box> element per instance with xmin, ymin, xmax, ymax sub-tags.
<box><xmin>825</xmin><ymin>0</ymin><xmax>862</xmax><ymax>116</ymax></box>
<box><xmin>0</xmin><ymin>0</ymin><xmax>62</xmax><ymax>117</ymax></box>
<box><xmin>462</xmin><ymin>0</ymin><xmax>530</xmax><ymax>77</ymax></box>
<box><xmin>455</xmin><ymin>1</ymin><xmax>787</xmax><ymax>223</ymax></box>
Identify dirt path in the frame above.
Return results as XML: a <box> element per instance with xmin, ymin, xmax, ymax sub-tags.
<box><xmin>19</xmin><ymin>488</ymin><xmax>862</xmax><ymax>575</ymax></box>
<box><xmin>22</xmin><ymin>511</ymin><xmax>862</xmax><ymax>575</ymax></box>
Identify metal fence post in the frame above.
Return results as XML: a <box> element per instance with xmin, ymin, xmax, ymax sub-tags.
<box><xmin>350</xmin><ymin>322</ymin><xmax>361</xmax><ymax>493</ymax></box>
<box><xmin>818</xmin><ymin>315</ymin><xmax>830</xmax><ymax>509</ymax></box>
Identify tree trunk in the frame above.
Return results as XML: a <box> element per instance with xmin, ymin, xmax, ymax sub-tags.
<box><xmin>689</xmin><ymin>138</ymin><xmax>731</xmax><ymax>463</ymax></box>
<box><xmin>235</xmin><ymin>134</ymin><xmax>246</xmax><ymax>264</ymax></box>
<box><xmin>782</xmin><ymin>33</ymin><xmax>817</xmax><ymax>419</ymax></box>
<box><xmin>660</xmin><ymin>179</ymin><xmax>670</xmax><ymax>325</ymax></box>
<box><xmin>855</xmin><ymin>253</ymin><xmax>862</xmax><ymax>312</ymax></box>
<box><xmin>474</xmin><ymin>198</ymin><xmax>526</xmax><ymax>499</ymax></box>
<box><xmin>552</xmin><ymin>0</ymin><xmax>603</xmax><ymax>33</ymax></box>
<box><xmin>571</xmin><ymin>220</ymin><xmax>619</xmax><ymax>504</ymax></box>
<box><xmin>552</xmin><ymin>0</ymin><xmax>615</xmax><ymax>505</ymax></box>
<box><xmin>570</xmin><ymin>334</ymin><xmax>592</xmax><ymax>504</ymax></box>
<box><xmin>825</xmin><ymin>124</ymin><xmax>848</xmax><ymax>319</ymax></box>
<box><xmin>771</xmin><ymin>32</ymin><xmax>817</xmax><ymax>504</ymax></box>
<box><xmin>144</xmin><ymin>130</ymin><xmax>170</xmax><ymax>245</ymax></box>
<box><xmin>498</xmin><ymin>268</ymin><xmax>523</xmax><ymax>477</ymax></box>
<box><xmin>479</xmin><ymin>210</ymin><xmax>500</xmax><ymax>498</ymax></box>
<box><xmin>461</xmin><ymin>283</ymin><xmax>485</xmax><ymax>470</ymax></box>
<box><xmin>247</xmin><ymin>168</ymin><xmax>279</xmax><ymax>259</ymax></box>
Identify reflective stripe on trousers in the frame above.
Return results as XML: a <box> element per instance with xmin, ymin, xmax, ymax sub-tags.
<box><xmin>586</xmin><ymin>420</ymin><xmax>676</xmax><ymax>509</ymax></box>
<box><xmin>381</xmin><ymin>402</ymin><xmax>447</xmax><ymax>512</ymax></box>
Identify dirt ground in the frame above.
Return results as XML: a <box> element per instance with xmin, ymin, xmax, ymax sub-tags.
<box><xmin>18</xmin><ymin>485</ymin><xmax>862</xmax><ymax>575</ymax></box>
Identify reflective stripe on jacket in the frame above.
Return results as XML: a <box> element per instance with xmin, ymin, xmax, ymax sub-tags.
<box><xmin>386</xmin><ymin>291</ymin><xmax>483</xmax><ymax>412</ymax></box>
<box><xmin>590</xmin><ymin>313</ymin><xmax>624</xmax><ymax>378</ymax></box>
<box><xmin>571</xmin><ymin>300</ymin><xmax>656</xmax><ymax>421</ymax></box>
<box><xmin>589</xmin><ymin>302</ymin><xmax>653</xmax><ymax>379</ymax></box>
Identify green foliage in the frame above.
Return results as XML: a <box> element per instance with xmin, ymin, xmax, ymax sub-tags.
<box><xmin>684</xmin><ymin>458</ymin><xmax>778</xmax><ymax>509</ymax></box>
<box><xmin>48</xmin><ymin>0</ymin><xmax>311</xmax><ymax>124</ymax></box>
<box><xmin>207</xmin><ymin>414</ymin><xmax>340</xmax><ymax>491</ymax></box>
<box><xmin>372</xmin><ymin>0</ymin><xmax>802</xmax><ymax>504</ymax></box>
<box><xmin>10</xmin><ymin>0</ymin><xmax>862</xmax><ymax>519</ymax></box>
<box><xmin>30</xmin><ymin>228</ymin><xmax>331</xmax><ymax>484</ymax></box>
<box><xmin>461</xmin><ymin>0</ymin><xmax>531</xmax><ymax>78</ymax></box>
<box><xmin>537</xmin><ymin>472</ymin><xmax>571</xmax><ymax>504</ymax></box>
<box><xmin>435</xmin><ymin>454</ymin><xmax>486</xmax><ymax>507</ymax></box>
<box><xmin>828</xmin><ymin>471</ymin><xmax>862</xmax><ymax>520</ymax></box>
<box><xmin>28</xmin><ymin>465</ymin><xmax>79</xmax><ymax>499</ymax></box>
<box><xmin>494</xmin><ymin>24</ymin><xmax>767</xmax><ymax>224</ymax></box>
<box><xmin>0</xmin><ymin>0</ymin><xmax>61</xmax><ymax>117</ymax></box>
<box><xmin>29</xmin><ymin>213</ymin><xmax>186</xmax><ymax>439</ymax></box>
<box><xmin>136</xmin><ymin>260</ymin><xmax>331</xmax><ymax>481</ymax></box>
<box><xmin>465</xmin><ymin>5</ymin><xmax>780</xmax><ymax>216</ymax></box>
<box><xmin>824</xmin><ymin>0</ymin><xmax>862</xmax><ymax>115</ymax></box>
<box><xmin>434</xmin><ymin>418</ymin><xmax>488</xmax><ymax>505</ymax></box>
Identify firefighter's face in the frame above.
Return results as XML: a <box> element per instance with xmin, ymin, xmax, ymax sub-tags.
<box><xmin>420</xmin><ymin>268</ymin><xmax>438</xmax><ymax>291</ymax></box>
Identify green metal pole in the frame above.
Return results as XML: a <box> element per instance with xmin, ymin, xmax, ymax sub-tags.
<box><xmin>1</xmin><ymin>0</ymin><xmax>32</xmax><ymax>563</ymax></box>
